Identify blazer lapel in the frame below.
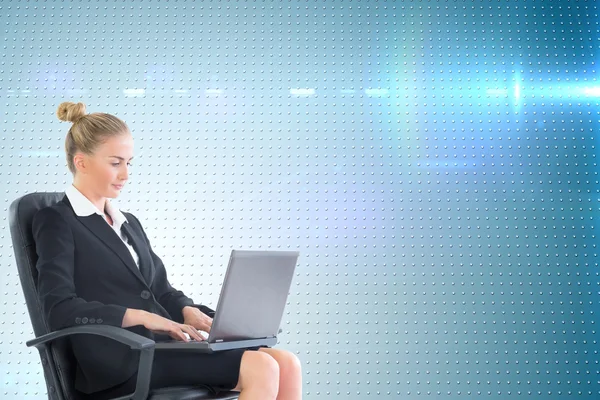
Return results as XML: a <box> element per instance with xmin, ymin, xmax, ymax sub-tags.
<box><xmin>62</xmin><ymin>195</ymin><xmax>149</xmax><ymax>287</ymax></box>
<box><xmin>121</xmin><ymin>222</ymin><xmax>155</xmax><ymax>286</ymax></box>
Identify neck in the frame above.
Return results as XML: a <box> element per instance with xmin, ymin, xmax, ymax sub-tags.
<box><xmin>72</xmin><ymin>181</ymin><xmax>106</xmax><ymax>214</ymax></box>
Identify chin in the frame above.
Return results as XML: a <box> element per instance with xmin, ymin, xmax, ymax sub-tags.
<box><xmin>108</xmin><ymin>186</ymin><xmax>122</xmax><ymax>197</ymax></box>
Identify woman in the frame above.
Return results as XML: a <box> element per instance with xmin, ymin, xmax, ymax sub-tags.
<box><xmin>32</xmin><ymin>101</ymin><xmax>302</xmax><ymax>400</ymax></box>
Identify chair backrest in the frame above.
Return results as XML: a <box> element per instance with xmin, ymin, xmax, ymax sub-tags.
<box><xmin>9</xmin><ymin>192</ymin><xmax>80</xmax><ymax>400</ymax></box>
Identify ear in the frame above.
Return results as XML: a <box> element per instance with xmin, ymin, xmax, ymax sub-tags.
<box><xmin>73</xmin><ymin>152</ymin><xmax>88</xmax><ymax>174</ymax></box>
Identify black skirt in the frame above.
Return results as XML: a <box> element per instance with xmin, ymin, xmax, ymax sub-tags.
<box><xmin>83</xmin><ymin>345</ymin><xmax>265</xmax><ymax>400</ymax></box>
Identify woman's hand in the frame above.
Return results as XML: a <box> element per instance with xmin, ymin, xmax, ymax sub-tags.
<box><xmin>141</xmin><ymin>311</ymin><xmax>204</xmax><ymax>342</ymax></box>
<box><xmin>182</xmin><ymin>306</ymin><xmax>213</xmax><ymax>333</ymax></box>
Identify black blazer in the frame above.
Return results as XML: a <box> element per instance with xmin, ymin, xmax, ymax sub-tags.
<box><xmin>31</xmin><ymin>195</ymin><xmax>197</xmax><ymax>394</ymax></box>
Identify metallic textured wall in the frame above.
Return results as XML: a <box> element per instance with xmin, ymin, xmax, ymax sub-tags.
<box><xmin>1</xmin><ymin>0</ymin><xmax>598</xmax><ymax>398</ymax></box>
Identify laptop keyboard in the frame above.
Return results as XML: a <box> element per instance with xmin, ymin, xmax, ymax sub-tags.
<box><xmin>183</xmin><ymin>332</ymin><xmax>208</xmax><ymax>343</ymax></box>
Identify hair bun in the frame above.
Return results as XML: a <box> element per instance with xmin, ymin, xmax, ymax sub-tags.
<box><xmin>56</xmin><ymin>101</ymin><xmax>87</xmax><ymax>123</ymax></box>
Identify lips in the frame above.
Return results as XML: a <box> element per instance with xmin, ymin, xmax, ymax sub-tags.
<box><xmin>113</xmin><ymin>184</ymin><xmax>124</xmax><ymax>190</ymax></box>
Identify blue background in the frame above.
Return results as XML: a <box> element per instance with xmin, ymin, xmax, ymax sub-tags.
<box><xmin>0</xmin><ymin>0</ymin><xmax>598</xmax><ymax>398</ymax></box>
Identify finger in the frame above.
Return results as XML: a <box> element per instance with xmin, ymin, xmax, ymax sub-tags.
<box><xmin>182</xmin><ymin>324</ymin><xmax>203</xmax><ymax>341</ymax></box>
<box><xmin>191</xmin><ymin>326</ymin><xmax>205</xmax><ymax>341</ymax></box>
<box><xmin>172</xmin><ymin>326</ymin><xmax>189</xmax><ymax>342</ymax></box>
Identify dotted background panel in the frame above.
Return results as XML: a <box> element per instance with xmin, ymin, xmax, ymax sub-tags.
<box><xmin>0</xmin><ymin>0</ymin><xmax>599</xmax><ymax>399</ymax></box>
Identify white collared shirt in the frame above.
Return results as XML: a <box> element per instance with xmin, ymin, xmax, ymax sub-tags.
<box><xmin>65</xmin><ymin>184</ymin><xmax>140</xmax><ymax>268</ymax></box>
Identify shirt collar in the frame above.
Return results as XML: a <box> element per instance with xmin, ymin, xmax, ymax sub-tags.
<box><xmin>65</xmin><ymin>184</ymin><xmax>128</xmax><ymax>230</ymax></box>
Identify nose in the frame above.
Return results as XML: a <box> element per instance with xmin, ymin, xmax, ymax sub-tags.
<box><xmin>119</xmin><ymin>164</ymin><xmax>129</xmax><ymax>181</ymax></box>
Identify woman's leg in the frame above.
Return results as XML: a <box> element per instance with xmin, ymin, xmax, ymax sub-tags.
<box><xmin>231</xmin><ymin>350</ymin><xmax>280</xmax><ymax>400</ymax></box>
<box><xmin>257</xmin><ymin>348</ymin><xmax>302</xmax><ymax>400</ymax></box>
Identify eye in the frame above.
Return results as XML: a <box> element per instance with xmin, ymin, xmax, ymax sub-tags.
<box><xmin>111</xmin><ymin>163</ymin><xmax>120</xmax><ymax>167</ymax></box>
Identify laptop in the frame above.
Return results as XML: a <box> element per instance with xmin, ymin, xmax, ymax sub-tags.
<box><xmin>155</xmin><ymin>249</ymin><xmax>299</xmax><ymax>352</ymax></box>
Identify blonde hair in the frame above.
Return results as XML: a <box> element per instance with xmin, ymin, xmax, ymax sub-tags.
<box><xmin>56</xmin><ymin>102</ymin><xmax>130</xmax><ymax>175</ymax></box>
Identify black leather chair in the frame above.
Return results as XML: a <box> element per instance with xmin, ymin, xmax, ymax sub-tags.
<box><xmin>9</xmin><ymin>192</ymin><xmax>239</xmax><ymax>400</ymax></box>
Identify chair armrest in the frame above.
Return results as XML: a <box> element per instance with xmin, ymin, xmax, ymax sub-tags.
<box><xmin>26</xmin><ymin>326</ymin><xmax>155</xmax><ymax>400</ymax></box>
<box><xmin>26</xmin><ymin>325</ymin><xmax>155</xmax><ymax>350</ymax></box>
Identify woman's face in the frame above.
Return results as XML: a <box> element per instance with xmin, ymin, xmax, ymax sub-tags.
<box><xmin>75</xmin><ymin>133</ymin><xmax>134</xmax><ymax>199</ymax></box>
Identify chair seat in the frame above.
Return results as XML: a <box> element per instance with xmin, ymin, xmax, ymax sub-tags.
<box><xmin>148</xmin><ymin>385</ymin><xmax>238</xmax><ymax>400</ymax></box>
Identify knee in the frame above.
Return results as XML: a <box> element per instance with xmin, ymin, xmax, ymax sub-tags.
<box><xmin>240</xmin><ymin>350</ymin><xmax>280</xmax><ymax>395</ymax></box>
<box><xmin>278</xmin><ymin>350</ymin><xmax>302</xmax><ymax>377</ymax></box>
<box><xmin>253</xmin><ymin>351</ymin><xmax>280</xmax><ymax>395</ymax></box>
